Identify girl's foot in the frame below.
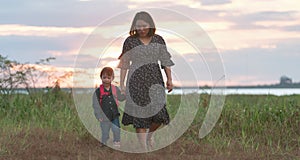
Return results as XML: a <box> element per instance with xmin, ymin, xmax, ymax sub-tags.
<box><xmin>99</xmin><ymin>142</ymin><xmax>106</xmax><ymax>147</ymax></box>
<box><xmin>113</xmin><ymin>141</ymin><xmax>121</xmax><ymax>148</ymax></box>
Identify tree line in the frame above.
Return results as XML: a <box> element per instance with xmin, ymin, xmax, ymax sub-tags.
<box><xmin>0</xmin><ymin>54</ymin><xmax>72</xmax><ymax>95</ymax></box>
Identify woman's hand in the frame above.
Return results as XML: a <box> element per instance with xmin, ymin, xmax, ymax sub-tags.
<box><xmin>120</xmin><ymin>85</ymin><xmax>126</xmax><ymax>94</ymax></box>
<box><xmin>164</xmin><ymin>67</ymin><xmax>173</xmax><ymax>93</ymax></box>
<box><xmin>166</xmin><ymin>79</ymin><xmax>173</xmax><ymax>93</ymax></box>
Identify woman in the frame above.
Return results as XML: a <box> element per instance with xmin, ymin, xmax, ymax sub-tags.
<box><xmin>118</xmin><ymin>11</ymin><xmax>174</xmax><ymax>149</ymax></box>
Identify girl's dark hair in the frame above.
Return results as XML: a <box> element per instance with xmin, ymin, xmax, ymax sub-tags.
<box><xmin>100</xmin><ymin>67</ymin><xmax>114</xmax><ymax>78</ymax></box>
<box><xmin>129</xmin><ymin>11</ymin><xmax>156</xmax><ymax>37</ymax></box>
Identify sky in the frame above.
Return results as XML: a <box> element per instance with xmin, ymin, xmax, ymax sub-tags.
<box><xmin>1</xmin><ymin>0</ymin><xmax>300</xmax><ymax>88</ymax></box>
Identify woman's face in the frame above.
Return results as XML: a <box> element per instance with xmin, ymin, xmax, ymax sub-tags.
<box><xmin>135</xmin><ymin>19</ymin><xmax>150</xmax><ymax>38</ymax></box>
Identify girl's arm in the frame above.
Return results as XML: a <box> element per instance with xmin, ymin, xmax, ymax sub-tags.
<box><xmin>92</xmin><ymin>89</ymin><xmax>103</xmax><ymax>120</ymax></box>
<box><xmin>164</xmin><ymin>66</ymin><xmax>173</xmax><ymax>92</ymax></box>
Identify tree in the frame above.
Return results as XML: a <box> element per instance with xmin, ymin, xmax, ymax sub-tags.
<box><xmin>0</xmin><ymin>54</ymin><xmax>71</xmax><ymax>96</ymax></box>
<box><xmin>0</xmin><ymin>55</ymin><xmax>27</xmax><ymax>95</ymax></box>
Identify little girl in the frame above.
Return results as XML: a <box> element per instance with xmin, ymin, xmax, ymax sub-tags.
<box><xmin>92</xmin><ymin>67</ymin><xmax>125</xmax><ymax>147</ymax></box>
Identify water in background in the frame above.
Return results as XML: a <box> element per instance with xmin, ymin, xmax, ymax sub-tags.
<box><xmin>11</xmin><ymin>88</ymin><xmax>300</xmax><ymax>96</ymax></box>
<box><xmin>169</xmin><ymin>88</ymin><xmax>300</xmax><ymax>96</ymax></box>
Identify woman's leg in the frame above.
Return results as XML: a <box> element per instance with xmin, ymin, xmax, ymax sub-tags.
<box><xmin>148</xmin><ymin>123</ymin><xmax>161</xmax><ymax>133</ymax></box>
<box><xmin>147</xmin><ymin>123</ymin><xmax>161</xmax><ymax>139</ymax></box>
<box><xmin>136</xmin><ymin>128</ymin><xmax>147</xmax><ymax>149</ymax></box>
<box><xmin>147</xmin><ymin>123</ymin><xmax>161</xmax><ymax>147</ymax></box>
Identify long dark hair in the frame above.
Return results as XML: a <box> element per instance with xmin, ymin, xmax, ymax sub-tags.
<box><xmin>129</xmin><ymin>11</ymin><xmax>156</xmax><ymax>37</ymax></box>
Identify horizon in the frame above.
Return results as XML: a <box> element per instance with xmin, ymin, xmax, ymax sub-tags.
<box><xmin>11</xmin><ymin>78</ymin><xmax>300</xmax><ymax>89</ymax></box>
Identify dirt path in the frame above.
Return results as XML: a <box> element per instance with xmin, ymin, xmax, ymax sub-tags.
<box><xmin>1</xmin><ymin>129</ymin><xmax>298</xmax><ymax>160</ymax></box>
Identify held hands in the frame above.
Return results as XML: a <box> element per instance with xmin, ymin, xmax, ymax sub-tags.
<box><xmin>120</xmin><ymin>85</ymin><xmax>126</xmax><ymax>94</ymax></box>
<box><xmin>166</xmin><ymin>79</ymin><xmax>173</xmax><ymax>93</ymax></box>
<box><xmin>98</xmin><ymin>118</ymin><xmax>103</xmax><ymax>122</ymax></box>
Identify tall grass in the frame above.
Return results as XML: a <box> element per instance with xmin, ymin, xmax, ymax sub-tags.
<box><xmin>183</xmin><ymin>94</ymin><xmax>300</xmax><ymax>153</ymax></box>
<box><xmin>1</xmin><ymin>91</ymin><xmax>299</xmax><ymax>154</ymax></box>
<box><xmin>0</xmin><ymin>91</ymin><xmax>87</xmax><ymax>136</ymax></box>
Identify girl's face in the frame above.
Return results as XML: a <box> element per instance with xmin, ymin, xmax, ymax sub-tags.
<box><xmin>101</xmin><ymin>74</ymin><xmax>113</xmax><ymax>85</ymax></box>
<box><xmin>135</xmin><ymin>19</ymin><xmax>150</xmax><ymax>38</ymax></box>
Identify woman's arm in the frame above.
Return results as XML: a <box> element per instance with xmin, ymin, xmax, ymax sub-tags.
<box><xmin>164</xmin><ymin>66</ymin><xmax>173</xmax><ymax>92</ymax></box>
<box><xmin>120</xmin><ymin>68</ymin><xmax>127</xmax><ymax>93</ymax></box>
<box><xmin>116</xmin><ymin>86</ymin><xmax>126</xmax><ymax>101</ymax></box>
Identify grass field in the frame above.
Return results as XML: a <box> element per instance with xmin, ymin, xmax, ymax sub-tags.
<box><xmin>0</xmin><ymin>91</ymin><xmax>299</xmax><ymax>159</ymax></box>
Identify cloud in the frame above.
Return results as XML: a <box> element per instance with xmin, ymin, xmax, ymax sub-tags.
<box><xmin>126</xmin><ymin>0</ymin><xmax>199</xmax><ymax>9</ymax></box>
<box><xmin>0</xmin><ymin>0</ymin><xmax>129</xmax><ymax>27</ymax></box>
<box><xmin>227</xmin><ymin>11</ymin><xmax>299</xmax><ymax>29</ymax></box>
<box><xmin>1</xmin><ymin>0</ymin><xmax>300</xmax><ymax>87</ymax></box>
<box><xmin>200</xmin><ymin>0</ymin><xmax>231</xmax><ymax>6</ymax></box>
<box><xmin>127</xmin><ymin>0</ymin><xmax>230</xmax><ymax>9</ymax></box>
<box><xmin>282</xmin><ymin>25</ymin><xmax>300</xmax><ymax>32</ymax></box>
<box><xmin>221</xmin><ymin>39</ymin><xmax>300</xmax><ymax>84</ymax></box>
<box><xmin>253</xmin><ymin>11</ymin><xmax>297</xmax><ymax>21</ymax></box>
<box><xmin>0</xmin><ymin>24</ymin><xmax>93</xmax><ymax>37</ymax></box>
<box><xmin>0</xmin><ymin>34</ymin><xmax>85</xmax><ymax>64</ymax></box>
<box><xmin>197</xmin><ymin>0</ymin><xmax>300</xmax><ymax>14</ymax></box>
<box><xmin>73</xmin><ymin>55</ymin><xmax>121</xmax><ymax>71</ymax></box>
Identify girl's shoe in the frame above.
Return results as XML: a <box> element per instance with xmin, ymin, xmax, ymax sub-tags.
<box><xmin>99</xmin><ymin>142</ymin><xmax>106</xmax><ymax>147</ymax></box>
<box><xmin>113</xmin><ymin>141</ymin><xmax>121</xmax><ymax>148</ymax></box>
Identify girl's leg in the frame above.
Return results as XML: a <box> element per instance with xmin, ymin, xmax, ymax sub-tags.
<box><xmin>136</xmin><ymin>128</ymin><xmax>147</xmax><ymax>149</ymax></box>
<box><xmin>100</xmin><ymin>122</ymin><xmax>111</xmax><ymax>145</ymax></box>
<box><xmin>111</xmin><ymin>117</ymin><xmax>121</xmax><ymax>143</ymax></box>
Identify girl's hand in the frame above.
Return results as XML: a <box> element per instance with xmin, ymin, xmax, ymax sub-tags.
<box><xmin>166</xmin><ymin>80</ymin><xmax>173</xmax><ymax>93</ymax></box>
<box><xmin>99</xmin><ymin>118</ymin><xmax>103</xmax><ymax>122</ymax></box>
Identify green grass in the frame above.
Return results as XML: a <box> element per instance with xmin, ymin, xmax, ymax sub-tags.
<box><xmin>0</xmin><ymin>91</ymin><xmax>87</xmax><ymax>136</ymax></box>
<box><xmin>183</xmin><ymin>94</ymin><xmax>300</xmax><ymax>153</ymax></box>
<box><xmin>0</xmin><ymin>91</ymin><xmax>299</xmax><ymax>155</ymax></box>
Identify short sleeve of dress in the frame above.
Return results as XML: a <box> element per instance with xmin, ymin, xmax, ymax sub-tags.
<box><xmin>158</xmin><ymin>36</ymin><xmax>175</xmax><ymax>69</ymax></box>
<box><xmin>117</xmin><ymin>38</ymin><xmax>131</xmax><ymax>69</ymax></box>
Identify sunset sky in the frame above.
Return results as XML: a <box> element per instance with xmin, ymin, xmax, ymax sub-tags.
<box><xmin>1</xmin><ymin>0</ymin><xmax>299</xmax><ymax>88</ymax></box>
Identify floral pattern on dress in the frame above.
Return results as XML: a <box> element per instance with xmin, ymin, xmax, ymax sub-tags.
<box><xmin>118</xmin><ymin>34</ymin><xmax>174</xmax><ymax>128</ymax></box>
